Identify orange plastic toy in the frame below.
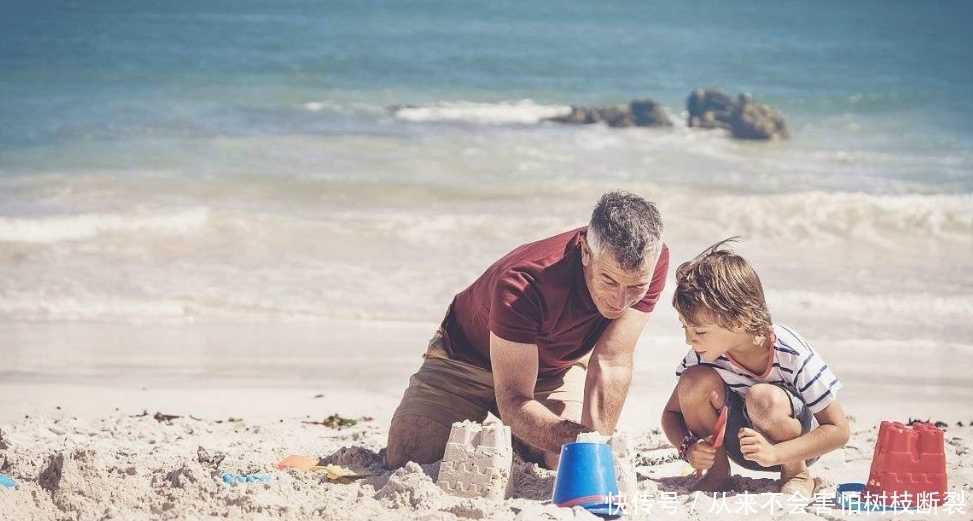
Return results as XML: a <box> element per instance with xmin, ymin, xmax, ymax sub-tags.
<box><xmin>861</xmin><ymin>421</ymin><xmax>947</xmax><ymax>507</ymax></box>
<box><xmin>696</xmin><ymin>405</ymin><xmax>729</xmax><ymax>479</ymax></box>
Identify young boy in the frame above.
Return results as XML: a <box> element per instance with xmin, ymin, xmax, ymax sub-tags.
<box><xmin>660</xmin><ymin>239</ymin><xmax>850</xmax><ymax>496</ymax></box>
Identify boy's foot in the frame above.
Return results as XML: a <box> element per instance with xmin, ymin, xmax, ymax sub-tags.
<box><xmin>780</xmin><ymin>472</ymin><xmax>815</xmax><ymax>498</ymax></box>
<box><xmin>780</xmin><ymin>461</ymin><xmax>814</xmax><ymax>498</ymax></box>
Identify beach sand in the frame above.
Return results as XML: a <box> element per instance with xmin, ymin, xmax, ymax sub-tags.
<box><xmin>2</xmin><ymin>320</ymin><xmax>972</xmax><ymax>521</ymax></box>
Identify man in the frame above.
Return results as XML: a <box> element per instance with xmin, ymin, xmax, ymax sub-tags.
<box><xmin>385</xmin><ymin>191</ymin><xmax>669</xmax><ymax>469</ymax></box>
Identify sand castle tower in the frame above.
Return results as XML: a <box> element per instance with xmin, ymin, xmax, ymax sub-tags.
<box><xmin>436</xmin><ymin>420</ymin><xmax>514</xmax><ymax>500</ymax></box>
<box><xmin>863</xmin><ymin>421</ymin><xmax>947</xmax><ymax>507</ymax></box>
<box><xmin>610</xmin><ymin>432</ymin><xmax>638</xmax><ymax>503</ymax></box>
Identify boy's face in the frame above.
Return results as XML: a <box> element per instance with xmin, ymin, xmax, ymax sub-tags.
<box><xmin>678</xmin><ymin>312</ymin><xmax>750</xmax><ymax>362</ymax></box>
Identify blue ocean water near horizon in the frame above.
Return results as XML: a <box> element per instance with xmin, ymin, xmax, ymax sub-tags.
<box><xmin>0</xmin><ymin>0</ymin><xmax>971</xmax><ymax>341</ymax></box>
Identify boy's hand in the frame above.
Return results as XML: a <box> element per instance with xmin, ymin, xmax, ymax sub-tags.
<box><xmin>688</xmin><ymin>439</ymin><xmax>718</xmax><ymax>471</ymax></box>
<box><xmin>738</xmin><ymin>428</ymin><xmax>779</xmax><ymax>467</ymax></box>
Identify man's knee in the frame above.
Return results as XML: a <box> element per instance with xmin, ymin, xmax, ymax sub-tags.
<box><xmin>385</xmin><ymin>414</ymin><xmax>452</xmax><ymax>469</ymax></box>
<box><xmin>511</xmin><ymin>434</ymin><xmax>550</xmax><ymax>468</ymax></box>
<box><xmin>542</xmin><ymin>450</ymin><xmax>560</xmax><ymax>471</ymax></box>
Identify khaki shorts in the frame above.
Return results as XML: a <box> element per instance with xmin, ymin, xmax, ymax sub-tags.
<box><xmin>391</xmin><ymin>329</ymin><xmax>587</xmax><ymax>428</ymax></box>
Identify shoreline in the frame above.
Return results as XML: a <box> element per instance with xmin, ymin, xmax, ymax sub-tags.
<box><xmin>2</xmin><ymin>318</ymin><xmax>971</xmax><ymax>428</ymax></box>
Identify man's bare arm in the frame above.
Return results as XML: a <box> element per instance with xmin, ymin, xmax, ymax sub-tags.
<box><xmin>582</xmin><ymin>307</ymin><xmax>651</xmax><ymax>434</ymax></box>
<box><xmin>491</xmin><ymin>333</ymin><xmax>589</xmax><ymax>453</ymax></box>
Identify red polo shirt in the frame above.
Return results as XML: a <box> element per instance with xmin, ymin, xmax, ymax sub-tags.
<box><xmin>440</xmin><ymin>227</ymin><xmax>669</xmax><ymax>376</ymax></box>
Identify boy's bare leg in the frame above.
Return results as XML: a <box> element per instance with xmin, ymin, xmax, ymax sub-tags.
<box><xmin>676</xmin><ymin>366</ymin><xmax>731</xmax><ymax>491</ymax></box>
<box><xmin>745</xmin><ymin>384</ymin><xmax>814</xmax><ymax>497</ymax></box>
<box><xmin>691</xmin><ymin>446</ymin><xmax>731</xmax><ymax>492</ymax></box>
<box><xmin>779</xmin><ymin>461</ymin><xmax>814</xmax><ymax>497</ymax></box>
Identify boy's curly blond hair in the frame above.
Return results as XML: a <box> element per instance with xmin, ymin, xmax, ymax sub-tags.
<box><xmin>672</xmin><ymin>238</ymin><xmax>773</xmax><ymax>336</ymax></box>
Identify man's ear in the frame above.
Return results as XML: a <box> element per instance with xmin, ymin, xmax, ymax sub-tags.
<box><xmin>580</xmin><ymin>235</ymin><xmax>591</xmax><ymax>266</ymax></box>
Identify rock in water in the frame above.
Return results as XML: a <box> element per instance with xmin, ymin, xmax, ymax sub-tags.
<box><xmin>630</xmin><ymin>99</ymin><xmax>673</xmax><ymax>127</ymax></box>
<box><xmin>686</xmin><ymin>88</ymin><xmax>736</xmax><ymax>129</ymax></box>
<box><xmin>731</xmin><ymin>95</ymin><xmax>790</xmax><ymax>140</ymax></box>
<box><xmin>687</xmin><ymin>88</ymin><xmax>789</xmax><ymax>140</ymax></box>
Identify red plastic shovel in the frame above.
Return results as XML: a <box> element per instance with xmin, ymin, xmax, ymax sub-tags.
<box><xmin>696</xmin><ymin>405</ymin><xmax>729</xmax><ymax>479</ymax></box>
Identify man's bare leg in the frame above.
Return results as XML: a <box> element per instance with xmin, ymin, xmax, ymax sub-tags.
<box><xmin>385</xmin><ymin>414</ymin><xmax>452</xmax><ymax>469</ymax></box>
<box><xmin>745</xmin><ymin>384</ymin><xmax>814</xmax><ymax>497</ymax></box>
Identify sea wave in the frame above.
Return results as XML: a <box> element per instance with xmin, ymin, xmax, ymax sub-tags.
<box><xmin>665</xmin><ymin>190</ymin><xmax>973</xmax><ymax>244</ymax></box>
<box><xmin>0</xmin><ymin>208</ymin><xmax>210</xmax><ymax>244</ymax></box>
<box><xmin>301</xmin><ymin>100</ymin><xmax>389</xmax><ymax>116</ymax></box>
<box><xmin>312</xmin><ymin>188</ymin><xmax>973</xmax><ymax>245</ymax></box>
<box><xmin>0</xmin><ymin>184</ymin><xmax>967</xmax><ymax>248</ymax></box>
<box><xmin>3</xmin><ymin>277</ymin><xmax>969</xmax><ymax>324</ymax></box>
<box><xmin>769</xmin><ymin>289</ymin><xmax>973</xmax><ymax>317</ymax></box>
<box><xmin>390</xmin><ymin>100</ymin><xmax>573</xmax><ymax>125</ymax></box>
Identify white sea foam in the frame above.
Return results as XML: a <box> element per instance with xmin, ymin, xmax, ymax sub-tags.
<box><xmin>0</xmin><ymin>176</ymin><xmax>968</xmax><ymax>327</ymax></box>
<box><xmin>769</xmin><ymin>289</ymin><xmax>973</xmax><ymax>317</ymax></box>
<box><xmin>391</xmin><ymin>100</ymin><xmax>572</xmax><ymax>125</ymax></box>
<box><xmin>664</xmin><ymin>191</ymin><xmax>973</xmax><ymax>244</ymax></box>
<box><xmin>322</xmin><ymin>188</ymin><xmax>973</xmax><ymax>245</ymax></box>
<box><xmin>0</xmin><ymin>208</ymin><xmax>210</xmax><ymax>244</ymax></box>
<box><xmin>302</xmin><ymin>100</ymin><xmax>387</xmax><ymax>116</ymax></box>
<box><xmin>0</xmin><ymin>293</ymin><xmax>348</xmax><ymax>323</ymax></box>
<box><xmin>0</xmin><ymin>295</ymin><xmax>195</xmax><ymax>322</ymax></box>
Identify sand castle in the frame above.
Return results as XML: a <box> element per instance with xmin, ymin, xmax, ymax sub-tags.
<box><xmin>609</xmin><ymin>432</ymin><xmax>638</xmax><ymax>504</ymax></box>
<box><xmin>436</xmin><ymin>421</ymin><xmax>514</xmax><ymax>500</ymax></box>
<box><xmin>863</xmin><ymin>421</ymin><xmax>948</xmax><ymax>507</ymax></box>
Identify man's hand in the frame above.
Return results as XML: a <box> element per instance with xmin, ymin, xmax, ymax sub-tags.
<box><xmin>491</xmin><ymin>333</ymin><xmax>587</xmax><ymax>454</ymax></box>
<box><xmin>739</xmin><ymin>428</ymin><xmax>779</xmax><ymax>467</ymax></box>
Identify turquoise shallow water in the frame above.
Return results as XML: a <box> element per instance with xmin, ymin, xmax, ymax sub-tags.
<box><xmin>2</xmin><ymin>0</ymin><xmax>971</xmax><ymax>171</ymax></box>
<box><xmin>0</xmin><ymin>0</ymin><xmax>970</xmax><ymax>327</ymax></box>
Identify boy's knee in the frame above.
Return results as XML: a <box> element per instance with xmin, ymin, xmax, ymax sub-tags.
<box><xmin>745</xmin><ymin>385</ymin><xmax>796</xmax><ymax>432</ymax></box>
<box><xmin>676</xmin><ymin>365</ymin><xmax>723</xmax><ymax>405</ymax></box>
<box><xmin>745</xmin><ymin>384</ymin><xmax>790</xmax><ymax>414</ymax></box>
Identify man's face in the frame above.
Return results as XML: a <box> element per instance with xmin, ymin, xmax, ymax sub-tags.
<box><xmin>581</xmin><ymin>238</ymin><xmax>655</xmax><ymax>320</ymax></box>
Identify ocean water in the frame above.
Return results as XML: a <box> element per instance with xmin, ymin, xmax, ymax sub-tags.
<box><xmin>0</xmin><ymin>0</ymin><xmax>971</xmax><ymax>353</ymax></box>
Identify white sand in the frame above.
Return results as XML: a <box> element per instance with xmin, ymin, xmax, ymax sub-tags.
<box><xmin>2</xmin><ymin>320</ymin><xmax>972</xmax><ymax>520</ymax></box>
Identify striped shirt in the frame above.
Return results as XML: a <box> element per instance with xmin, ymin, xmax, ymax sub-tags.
<box><xmin>675</xmin><ymin>324</ymin><xmax>842</xmax><ymax>414</ymax></box>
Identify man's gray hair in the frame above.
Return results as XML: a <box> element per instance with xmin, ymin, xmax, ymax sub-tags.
<box><xmin>587</xmin><ymin>191</ymin><xmax>663</xmax><ymax>271</ymax></box>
